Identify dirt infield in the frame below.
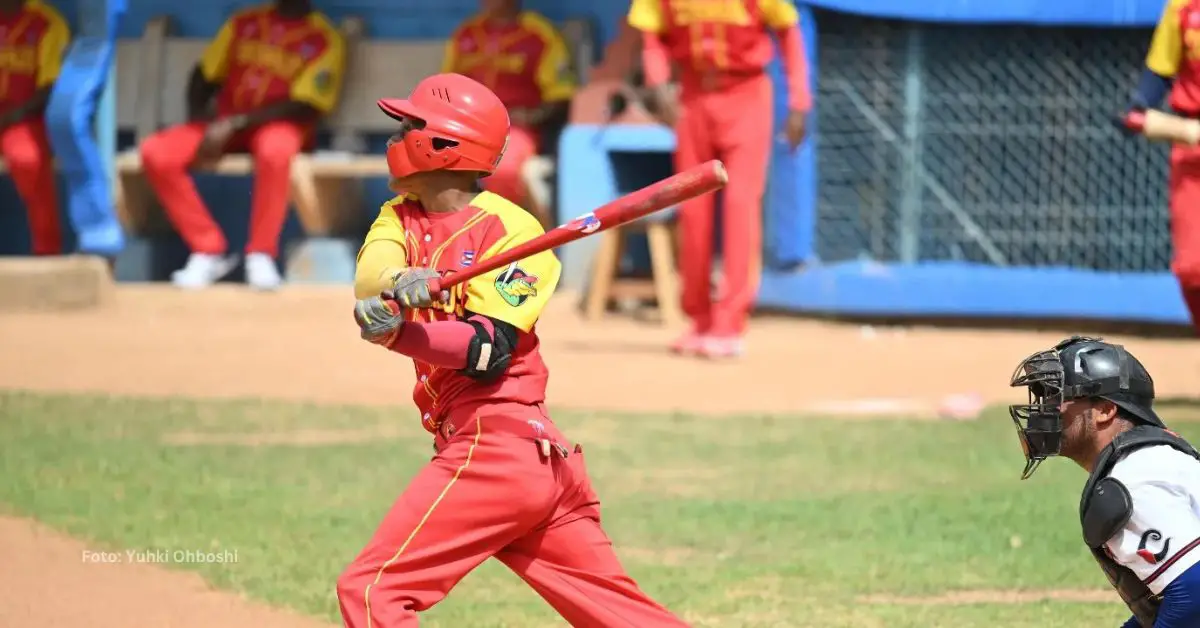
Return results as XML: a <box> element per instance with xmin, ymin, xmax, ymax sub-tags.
<box><xmin>1</xmin><ymin>284</ymin><xmax>1196</xmax><ymax>627</ymax></box>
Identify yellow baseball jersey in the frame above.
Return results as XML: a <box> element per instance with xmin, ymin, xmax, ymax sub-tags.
<box><xmin>0</xmin><ymin>0</ymin><xmax>69</xmax><ymax>105</ymax></box>
<box><xmin>627</xmin><ymin>0</ymin><xmax>798</xmax><ymax>74</ymax></box>
<box><xmin>442</xmin><ymin>11</ymin><xmax>575</xmax><ymax>109</ymax></box>
<box><xmin>355</xmin><ymin>191</ymin><xmax>561</xmax><ymax>433</ymax></box>
<box><xmin>1146</xmin><ymin>0</ymin><xmax>1200</xmax><ymax>113</ymax></box>
<box><xmin>199</xmin><ymin>3</ymin><xmax>345</xmax><ymax>115</ymax></box>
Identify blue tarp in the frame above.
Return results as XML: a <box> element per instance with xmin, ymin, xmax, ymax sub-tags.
<box><xmin>805</xmin><ymin>0</ymin><xmax>1164</xmax><ymax>26</ymax></box>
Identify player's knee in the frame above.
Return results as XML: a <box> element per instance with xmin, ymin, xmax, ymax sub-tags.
<box><xmin>1</xmin><ymin>141</ymin><xmax>46</xmax><ymax>172</ymax></box>
<box><xmin>139</xmin><ymin>134</ymin><xmax>184</xmax><ymax>173</ymax></box>
<box><xmin>336</xmin><ymin>560</ymin><xmax>430</xmax><ymax>614</ymax></box>
<box><xmin>335</xmin><ymin>563</ymin><xmax>369</xmax><ymax>607</ymax></box>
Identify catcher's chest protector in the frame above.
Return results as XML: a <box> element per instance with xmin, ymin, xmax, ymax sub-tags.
<box><xmin>1079</xmin><ymin>426</ymin><xmax>1200</xmax><ymax>627</ymax></box>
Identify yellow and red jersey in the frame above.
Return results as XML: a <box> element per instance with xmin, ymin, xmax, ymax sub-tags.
<box><xmin>357</xmin><ymin>191</ymin><xmax>561</xmax><ymax>434</ymax></box>
<box><xmin>442</xmin><ymin>11</ymin><xmax>575</xmax><ymax>111</ymax></box>
<box><xmin>627</xmin><ymin>0</ymin><xmax>798</xmax><ymax>78</ymax></box>
<box><xmin>199</xmin><ymin>3</ymin><xmax>345</xmax><ymax>117</ymax></box>
<box><xmin>0</xmin><ymin>0</ymin><xmax>69</xmax><ymax>106</ymax></box>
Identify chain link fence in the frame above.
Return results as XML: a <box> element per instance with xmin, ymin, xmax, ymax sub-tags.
<box><xmin>814</xmin><ymin>10</ymin><xmax>1172</xmax><ymax>272</ymax></box>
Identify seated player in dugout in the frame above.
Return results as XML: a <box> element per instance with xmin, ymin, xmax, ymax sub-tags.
<box><xmin>139</xmin><ymin>0</ymin><xmax>345</xmax><ymax>290</ymax></box>
<box><xmin>442</xmin><ymin>0</ymin><xmax>575</xmax><ymax>224</ymax></box>
<box><xmin>340</xmin><ymin>73</ymin><xmax>688</xmax><ymax>627</ymax></box>
<box><xmin>0</xmin><ymin>0</ymin><xmax>70</xmax><ymax>256</ymax></box>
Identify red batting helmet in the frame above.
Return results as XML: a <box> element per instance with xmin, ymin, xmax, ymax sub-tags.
<box><xmin>377</xmin><ymin>73</ymin><xmax>510</xmax><ymax>179</ymax></box>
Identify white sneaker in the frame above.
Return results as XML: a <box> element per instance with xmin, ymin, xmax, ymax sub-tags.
<box><xmin>171</xmin><ymin>253</ymin><xmax>239</xmax><ymax>289</ymax></box>
<box><xmin>244</xmin><ymin>253</ymin><xmax>282</xmax><ymax>291</ymax></box>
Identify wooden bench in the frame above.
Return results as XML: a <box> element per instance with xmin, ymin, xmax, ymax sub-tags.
<box><xmin>114</xmin><ymin>16</ymin><xmax>447</xmax><ymax>240</ymax></box>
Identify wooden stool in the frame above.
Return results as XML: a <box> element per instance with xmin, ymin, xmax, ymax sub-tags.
<box><xmin>584</xmin><ymin>210</ymin><xmax>683</xmax><ymax>326</ymax></box>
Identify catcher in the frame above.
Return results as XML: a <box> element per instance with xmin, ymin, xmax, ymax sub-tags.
<box><xmin>1009</xmin><ymin>336</ymin><xmax>1200</xmax><ymax>627</ymax></box>
<box><xmin>337</xmin><ymin>72</ymin><xmax>688</xmax><ymax>627</ymax></box>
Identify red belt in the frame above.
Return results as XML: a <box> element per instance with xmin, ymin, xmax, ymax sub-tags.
<box><xmin>433</xmin><ymin>410</ymin><xmax>573</xmax><ymax>460</ymax></box>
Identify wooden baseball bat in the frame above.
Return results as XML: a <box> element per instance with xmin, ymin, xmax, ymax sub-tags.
<box><xmin>1135</xmin><ymin>109</ymin><xmax>1200</xmax><ymax>145</ymax></box>
<box><xmin>428</xmin><ymin>159</ymin><xmax>728</xmax><ymax>294</ymax></box>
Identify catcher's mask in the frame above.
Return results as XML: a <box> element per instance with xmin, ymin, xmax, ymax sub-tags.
<box><xmin>1008</xmin><ymin>335</ymin><xmax>1161</xmax><ymax>480</ymax></box>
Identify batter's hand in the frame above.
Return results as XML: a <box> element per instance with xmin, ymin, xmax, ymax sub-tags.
<box><xmin>785</xmin><ymin>109</ymin><xmax>808</xmax><ymax>149</ymax></box>
<box><xmin>386</xmin><ymin>268</ymin><xmax>449</xmax><ymax>309</ymax></box>
<box><xmin>354</xmin><ymin>296</ymin><xmax>404</xmax><ymax>346</ymax></box>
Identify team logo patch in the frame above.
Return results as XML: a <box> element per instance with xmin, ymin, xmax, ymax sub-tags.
<box><xmin>314</xmin><ymin>69</ymin><xmax>333</xmax><ymax>93</ymax></box>
<box><xmin>460</xmin><ymin>250</ymin><xmax>475</xmax><ymax>267</ymax></box>
<box><xmin>494</xmin><ymin>264</ymin><xmax>538</xmax><ymax>307</ymax></box>
<box><xmin>566</xmin><ymin>212</ymin><xmax>601</xmax><ymax>234</ymax></box>
<box><xmin>1137</xmin><ymin>529</ymin><xmax>1171</xmax><ymax>564</ymax></box>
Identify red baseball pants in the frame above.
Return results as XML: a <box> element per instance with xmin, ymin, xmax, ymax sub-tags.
<box><xmin>674</xmin><ymin>74</ymin><xmax>773</xmax><ymax>337</ymax></box>
<box><xmin>140</xmin><ymin>120</ymin><xmax>305</xmax><ymax>257</ymax></box>
<box><xmin>483</xmin><ymin>124</ymin><xmax>538</xmax><ymax>206</ymax></box>
<box><xmin>336</xmin><ymin>410</ymin><xmax>687</xmax><ymax>628</ymax></box>
<box><xmin>2</xmin><ymin>119</ymin><xmax>61</xmax><ymax>255</ymax></box>
<box><xmin>1170</xmin><ymin>144</ymin><xmax>1200</xmax><ymax>335</ymax></box>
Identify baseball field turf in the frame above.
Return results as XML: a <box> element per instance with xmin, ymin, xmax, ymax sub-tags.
<box><xmin>6</xmin><ymin>389</ymin><xmax>1189</xmax><ymax>627</ymax></box>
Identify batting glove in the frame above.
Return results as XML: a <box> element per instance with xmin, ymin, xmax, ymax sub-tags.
<box><xmin>354</xmin><ymin>296</ymin><xmax>405</xmax><ymax>346</ymax></box>
<box><xmin>386</xmin><ymin>268</ymin><xmax>449</xmax><ymax>309</ymax></box>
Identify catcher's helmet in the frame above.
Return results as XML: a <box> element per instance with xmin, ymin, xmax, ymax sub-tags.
<box><xmin>1008</xmin><ymin>336</ymin><xmax>1161</xmax><ymax>479</ymax></box>
<box><xmin>376</xmin><ymin>73</ymin><xmax>510</xmax><ymax>180</ymax></box>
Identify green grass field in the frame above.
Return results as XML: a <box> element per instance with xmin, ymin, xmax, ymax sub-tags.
<box><xmin>3</xmin><ymin>390</ymin><xmax>1182</xmax><ymax>627</ymax></box>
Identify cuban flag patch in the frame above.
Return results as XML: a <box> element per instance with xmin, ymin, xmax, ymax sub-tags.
<box><xmin>460</xmin><ymin>250</ymin><xmax>475</xmax><ymax>267</ymax></box>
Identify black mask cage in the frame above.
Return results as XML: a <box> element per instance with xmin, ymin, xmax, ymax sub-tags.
<box><xmin>1008</xmin><ymin>339</ymin><xmax>1084</xmax><ymax>479</ymax></box>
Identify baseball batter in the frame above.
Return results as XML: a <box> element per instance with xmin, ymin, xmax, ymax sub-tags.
<box><xmin>1009</xmin><ymin>336</ymin><xmax>1200</xmax><ymax>627</ymax></box>
<box><xmin>139</xmin><ymin>0</ymin><xmax>345</xmax><ymax>290</ymax></box>
<box><xmin>337</xmin><ymin>72</ymin><xmax>688</xmax><ymax>627</ymax></box>
<box><xmin>627</xmin><ymin>0</ymin><xmax>811</xmax><ymax>358</ymax></box>
<box><xmin>1125</xmin><ymin>0</ymin><xmax>1200</xmax><ymax>335</ymax></box>
<box><xmin>0</xmin><ymin>0</ymin><xmax>69</xmax><ymax>256</ymax></box>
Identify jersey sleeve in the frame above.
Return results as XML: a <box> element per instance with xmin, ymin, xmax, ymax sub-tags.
<box><xmin>35</xmin><ymin>6</ymin><xmax>71</xmax><ymax>89</ymax></box>
<box><xmin>526</xmin><ymin>15</ymin><xmax>575</xmax><ymax>103</ymax></box>
<box><xmin>290</xmin><ymin>25</ymin><xmax>345</xmax><ymax>113</ymax></box>
<box><xmin>355</xmin><ymin>203</ymin><xmax>410</xmax><ymax>299</ymax></box>
<box><xmin>627</xmin><ymin>0</ymin><xmax>665</xmax><ymax>33</ymax></box>
<box><xmin>1147</xmin><ymin>0</ymin><xmax>1189</xmax><ymax>77</ymax></box>
<box><xmin>199</xmin><ymin>18</ymin><xmax>237</xmax><ymax>82</ymax></box>
<box><xmin>758</xmin><ymin>0</ymin><xmax>801</xmax><ymax>29</ymax></box>
<box><xmin>1105</xmin><ymin>478</ymin><xmax>1200</xmax><ymax>595</ymax></box>
<box><xmin>465</xmin><ymin>224</ymin><xmax>561</xmax><ymax>333</ymax></box>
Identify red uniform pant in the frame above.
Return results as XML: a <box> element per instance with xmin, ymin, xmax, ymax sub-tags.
<box><xmin>1170</xmin><ymin>144</ymin><xmax>1200</xmax><ymax>334</ymax></box>
<box><xmin>2</xmin><ymin>119</ymin><xmax>61</xmax><ymax>255</ymax></box>
<box><xmin>139</xmin><ymin>120</ymin><xmax>305</xmax><ymax>257</ymax></box>
<box><xmin>674</xmin><ymin>74</ymin><xmax>773</xmax><ymax>337</ymax></box>
<box><xmin>336</xmin><ymin>409</ymin><xmax>687</xmax><ymax>628</ymax></box>
<box><xmin>483</xmin><ymin>124</ymin><xmax>538</xmax><ymax>206</ymax></box>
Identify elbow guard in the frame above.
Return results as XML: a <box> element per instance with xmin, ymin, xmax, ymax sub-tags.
<box><xmin>461</xmin><ymin>314</ymin><xmax>518</xmax><ymax>382</ymax></box>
